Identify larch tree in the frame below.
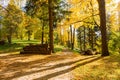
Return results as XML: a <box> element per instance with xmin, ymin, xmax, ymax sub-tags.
<box><xmin>97</xmin><ymin>0</ymin><xmax>109</xmax><ymax>56</ymax></box>
<box><xmin>48</xmin><ymin>0</ymin><xmax>54</xmax><ymax>53</ymax></box>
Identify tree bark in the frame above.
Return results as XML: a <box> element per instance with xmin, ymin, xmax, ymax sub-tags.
<box><xmin>7</xmin><ymin>27</ymin><xmax>12</xmax><ymax>44</ymax></box>
<box><xmin>20</xmin><ymin>35</ymin><xmax>23</xmax><ymax>40</ymax></box>
<box><xmin>48</xmin><ymin>0</ymin><xmax>54</xmax><ymax>53</ymax></box>
<box><xmin>67</xmin><ymin>31</ymin><xmax>70</xmax><ymax>47</ymax></box>
<box><xmin>79</xmin><ymin>28</ymin><xmax>82</xmax><ymax>51</ymax></box>
<box><xmin>83</xmin><ymin>26</ymin><xmax>86</xmax><ymax>51</ymax></box>
<box><xmin>91</xmin><ymin>29</ymin><xmax>94</xmax><ymax>49</ymax></box>
<box><xmin>7</xmin><ymin>35</ymin><xmax>11</xmax><ymax>44</ymax></box>
<box><xmin>88</xmin><ymin>27</ymin><xmax>91</xmax><ymax>47</ymax></box>
<box><xmin>97</xmin><ymin>0</ymin><xmax>109</xmax><ymax>56</ymax></box>
<box><xmin>41</xmin><ymin>20</ymin><xmax>44</xmax><ymax>44</ymax></box>
<box><xmin>0</xmin><ymin>28</ymin><xmax>2</xmax><ymax>40</ymax></box>
<box><xmin>70</xmin><ymin>25</ymin><xmax>73</xmax><ymax>49</ymax></box>
<box><xmin>72</xmin><ymin>28</ymin><xmax>75</xmax><ymax>50</ymax></box>
<box><xmin>28</xmin><ymin>30</ymin><xmax>31</xmax><ymax>41</ymax></box>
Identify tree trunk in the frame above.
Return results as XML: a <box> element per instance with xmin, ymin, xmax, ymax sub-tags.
<box><xmin>7</xmin><ymin>35</ymin><xmax>11</xmax><ymax>44</ymax></box>
<box><xmin>0</xmin><ymin>28</ymin><xmax>1</xmax><ymax>40</ymax></box>
<box><xmin>72</xmin><ymin>28</ymin><xmax>75</xmax><ymax>50</ymax></box>
<box><xmin>91</xmin><ymin>29</ymin><xmax>94</xmax><ymax>49</ymax></box>
<box><xmin>60</xmin><ymin>30</ymin><xmax>62</xmax><ymax>44</ymax></box>
<box><xmin>48</xmin><ymin>0</ymin><xmax>54</xmax><ymax>53</ymax></box>
<box><xmin>70</xmin><ymin>25</ymin><xmax>73</xmax><ymax>49</ymax></box>
<box><xmin>41</xmin><ymin>20</ymin><xmax>44</xmax><ymax>44</ymax></box>
<box><xmin>88</xmin><ymin>27</ymin><xmax>91</xmax><ymax>48</ymax></box>
<box><xmin>79</xmin><ymin>28</ymin><xmax>82</xmax><ymax>51</ymax></box>
<box><xmin>28</xmin><ymin>30</ymin><xmax>31</xmax><ymax>41</ymax></box>
<box><xmin>83</xmin><ymin>26</ymin><xmax>86</xmax><ymax>51</ymax></box>
<box><xmin>97</xmin><ymin>0</ymin><xmax>109</xmax><ymax>56</ymax></box>
<box><xmin>67</xmin><ymin>31</ymin><xmax>70</xmax><ymax>47</ymax></box>
<box><xmin>20</xmin><ymin>35</ymin><xmax>23</xmax><ymax>40</ymax></box>
<box><xmin>7</xmin><ymin>28</ymin><xmax>12</xmax><ymax>44</ymax></box>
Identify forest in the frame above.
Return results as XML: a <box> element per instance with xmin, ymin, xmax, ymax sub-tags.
<box><xmin>0</xmin><ymin>0</ymin><xmax>120</xmax><ymax>80</ymax></box>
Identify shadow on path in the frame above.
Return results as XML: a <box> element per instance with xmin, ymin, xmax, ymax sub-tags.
<box><xmin>34</xmin><ymin>56</ymin><xmax>101</xmax><ymax>80</ymax></box>
<box><xmin>0</xmin><ymin>49</ymin><xmax>101</xmax><ymax>80</ymax></box>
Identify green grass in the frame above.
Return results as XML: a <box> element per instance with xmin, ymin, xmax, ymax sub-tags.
<box><xmin>0</xmin><ymin>43</ymin><xmax>23</xmax><ymax>53</ymax></box>
<box><xmin>54</xmin><ymin>45</ymin><xmax>65</xmax><ymax>53</ymax></box>
<box><xmin>13</xmin><ymin>39</ymin><xmax>40</xmax><ymax>44</ymax></box>
<box><xmin>0</xmin><ymin>39</ymin><xmax>40</xmax><ymax>53</ymax></box>
<box><xmin>71</xmin><ymin>48</ymin><xmax>81</xmax><ymax>54</ymax></box>
<box><xmin>0</xmin><ymin>39</ymin><xmax>65</xmax><ymax>54</ymax></box>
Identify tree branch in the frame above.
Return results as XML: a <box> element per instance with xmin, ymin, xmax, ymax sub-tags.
<box><xmin>0</xmin><ymin>5</ymin><xmax>9</xmax><ymax>13</ymax></box>
<box><xmin>70</xmin><ymin>13</ymin><xmax>99</xmax><ymax>25</ymax></box>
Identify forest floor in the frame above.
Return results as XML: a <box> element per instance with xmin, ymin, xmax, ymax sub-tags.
<box><xmin>0</xmin><ymin>49</ymin><xmax>120</xmax><ymax>80</ymax></box>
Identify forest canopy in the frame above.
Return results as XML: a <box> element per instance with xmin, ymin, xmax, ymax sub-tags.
<box><xmin>0</xmin><ymin>0</ymin><xmax>120</xmax><ymax>55</ymax></box>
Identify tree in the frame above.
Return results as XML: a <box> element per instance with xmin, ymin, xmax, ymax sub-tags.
<box><xmin>97</xmin><ymin>0</ymin><xmax>109</xmax><ymax>56</ymax></box>
<box><xmin>25</xmin><ymin>0</ymin><xmax>49</xmax><ymax>44</ymax></box>
<box><xmin>77</xmin><ymin>27</ymin><xmax>83</xmax><ymax>51</ymax></box>
<box><xmin>2</xmin><ymin>2</ymin><xmax>23</xmax><ymax>44</ymax></box>
<box><xmin>25</xmin><ymin>0</ymin><xmax>54</xmax><ymax>52</ymax></box>
<box><xmin>48</xmin><ymin>0</ymin><xmax>54</xmax><ymax>53</ymax></box>
<box><xmin>25</xmin><ymin>0</ymin><xmax>70</xmax><ymax>53</ymax></box>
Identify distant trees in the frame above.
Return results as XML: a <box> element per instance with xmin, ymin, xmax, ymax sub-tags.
<box><xmin>0</xmin><ymin>0</ymin><xmax>118</xmax><ymax>55</ymax></box>
<box><xmin>25</xmin><ymin>0</ymin><xmax>53</xmax><ymax>52</ymax></box>
<box><xmin>25</xmin><ymin>0</ymin><xmax>70</xmax><ymax>53</ymax></box>
<box><xmin>25</xmin><ymin>0</ymin><xmax>49</xmax><ymax>44</ymax></box>
<box><xmin>0</xmin><ymin>0</ymin><xmax>40</xmax><ymax>43</ymax></box>
<box><xmin>69</xmin><ymin>25</ymin><xmax>76</xmax><ymax>50</ymax></box>
<box><xmin>66</xmin><ymin>0</ymin><xmax>110</xmax><ymax>56</ymax></box>
<box><xmin>77</xmin><ymin>25</ymin><xmax>97</xmax><ymax>52</ymax></box>
<box><xmin>2</xmin><ymin>3</ymin><xmax>23</xmax><ymax>44</ymax></box>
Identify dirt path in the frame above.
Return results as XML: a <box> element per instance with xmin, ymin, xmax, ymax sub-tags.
<box><xmin>0</xmin><ymin>49</ymin><xmax>100</xmax><ymax>80</ymax></box>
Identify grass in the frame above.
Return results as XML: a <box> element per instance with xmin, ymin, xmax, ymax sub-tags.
<box><xmin>0</xmin><ymin>39</ymin><xmax>65</xmax><ymax>54</ymax></box>
<box><xmin>0</xmin><ymin>43</ymin><xmax>24</xmax><ymax>53</ymax></box>
<box><xmin>13</xmin><ymin>39</ymin><xmax>40</xmax><ymax>44</ymax></box>
<box><xmin>54</xmin><ymin>45</ymin><xmax>65</xmax><ymax>53</ymax></box>
<box><xmin>71</xmin><ymin>48</ymin><xmax>81</xmax><ymax>55</ymax></box>
<box><xmin>72</xmin><ymin>54</ymin><xmax>120</xmax><ymax>80</ymax></box>
<box><xmin>0</xmin><ymin>39</ymin><xmax>40</xmax><ymax>53</ymax></box>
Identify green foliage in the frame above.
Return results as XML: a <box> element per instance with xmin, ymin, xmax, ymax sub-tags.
<box><xmin>34</xmin><ymin>27</ymin><xmax>49</xmax><ymax>41</ymax></box>
<box><xmin>1</xmin><ymin>3</ymin><xmax>23</xmax><ymax>43</ymax></box>
<box><xmin>109</xmin><ymin>31</ymin><xmax>120</xmax><ymax>54</ymax></box>
<box><xmin>3</xmin><ymin>4</ymin><xmax>23</xmax><ymax>27</ymax></box>
<box><xmin>52</xmin><ymin>0</ymin><xmax>71</xmax><ymax>28</ymax></box>
<box><xmin>25</xmin><ymin>0</ymin><xmax>71</xmax><ymax>27</ymax></box>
